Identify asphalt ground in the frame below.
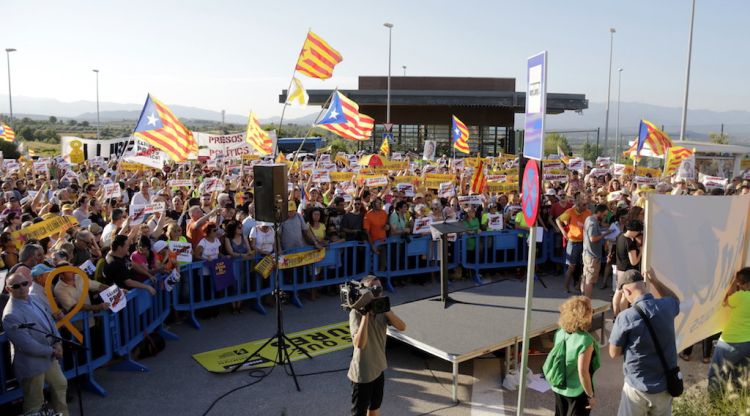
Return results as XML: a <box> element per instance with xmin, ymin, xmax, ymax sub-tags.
<box><xmin>11</xmin><ymin>269</ymin><xmax>711</xmax><ymax>416</ymax></box>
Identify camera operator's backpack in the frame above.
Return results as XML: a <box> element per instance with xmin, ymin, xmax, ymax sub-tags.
<box><xmin>542</xmin><ymin>329</ymin><xmax>568</xmax><ymax>389</ymax></box>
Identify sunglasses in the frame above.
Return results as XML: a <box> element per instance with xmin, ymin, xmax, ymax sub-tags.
<box><xmin>9</xmin><ymin>281</ymin><xmax>30</xmax><ymax>290</ymax></box>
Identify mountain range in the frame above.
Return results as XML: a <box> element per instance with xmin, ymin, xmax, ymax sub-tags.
<box><xmin>2</xmin><ymin>94</ymin><xmax>748</xmax><ymax>144</ymax></box>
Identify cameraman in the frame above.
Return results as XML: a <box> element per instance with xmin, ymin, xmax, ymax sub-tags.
<box><xmin>348</xmin><ymin>276</ymin><xmax>406</xmax><ymax>416</ymax></box>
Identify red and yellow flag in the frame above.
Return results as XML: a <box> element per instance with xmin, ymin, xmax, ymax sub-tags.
<box><xmin>470</xmin><ymin>160</ymin><xmax>486</xmax><ymax>194</ymax></box>
<box><xmin>245</xmin><ymin>112</ymin><xmax>273</xmax><ymax>156</ymax></box>
<box><xmin>0</xmin><ymin>123</ymin><xmax>15</xmax><ymax>142</ymax></box>
<box><xmin>133</xmin><ymin>95</ymin><xmax>197</xmax><ymax>162</ymax></box>
<box><xmin>663</xmin><ymin>146</ymin><xmax>694</xmax><ymax>176</ymax></box>
<box><xmin>295</xmin><ymin>31</ymin><xmax>343</xmax><ymax>80</ymax></box>
<box><xmin>379</xmin><ymin>137</ymin><xmax>390</xmax><ymax>156</ymax></box>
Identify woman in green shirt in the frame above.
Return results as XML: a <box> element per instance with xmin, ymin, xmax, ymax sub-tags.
<box><xmin>708</xmin><ymin>267</ymin><xmax>750</xmax><ymax>393</ymax></box>
<box><xmin>550</xmin><ymin>296</ymin><xmax>599</xmax><ymax>415</ymax></box>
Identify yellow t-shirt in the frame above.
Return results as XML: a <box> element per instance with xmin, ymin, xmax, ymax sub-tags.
<box><xmin>721</xmin><ymin>290</ymin><xmax>750</xmax><ymax>343</ymax></box>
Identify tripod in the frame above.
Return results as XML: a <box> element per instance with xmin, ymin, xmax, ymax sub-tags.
<box><xmin>23</xmin><ymin>323</ymin><xmax>88</xmax><ymax>416</ymax></box>
<box><xmin>229</xmin><ymin>200</ymin><xmax>313</xmax><ymax>391</ymax></box>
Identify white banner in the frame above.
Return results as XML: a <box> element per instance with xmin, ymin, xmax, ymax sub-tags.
<box><xmin>396</xmin><ymin>183</ymin><xmax>415</xmax><ymax>197</ymax></box>
<box><xmin>122</xmin><ymin>137</ymin><xmax>170</xmax><ymax>169</ymax></box>
<box><xmin>676</xmin><ymin>154</ymin><xmax>696</xmax><ymax>182</ymax></box>
<box><xmin>194</xmin><ymin>132</ymin><xmax>252</xmax><ymax>159</ymax></box>
<box><xmin>102</xmin><ymin>183</ymin><xmax>121</xmax><ymax>199</ymax></box>
<box><xmin>645</xmin><ymin>194</ymin><xmax>750</xmax><ymax>351</ymax></box>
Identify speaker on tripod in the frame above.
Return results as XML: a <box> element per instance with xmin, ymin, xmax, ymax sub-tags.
<box><xmin>253</xmin><ymin>164</ymin><xmax>288</xmax><ymax>223</ymax></box>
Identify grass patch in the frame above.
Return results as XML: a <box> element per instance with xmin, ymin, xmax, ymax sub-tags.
<box><xmin>25</xmin><ymin>141</ymin><xmax>61</xmax><ymax>157</ymax></box>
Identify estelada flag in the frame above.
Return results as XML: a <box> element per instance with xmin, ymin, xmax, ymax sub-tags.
<box><xmin>245</xmin><ymin>112</ymin><xmax>273</xmax><ymax>155</ymax></box>
<box><xmin>133</xmin><ymin>94</ymin><xmax>197</xmax><ymax>162</ymax></box>
<box><xmin>295</xmin><ymin>31</ymin><xmax>343</xmax><ymax>80</ymax></box>
<box><xmin>0</xmin><ymin>122</ymin><xmax>16</xmax><ymax>142</ymax></box>
<box><xmin>470</xmin><ymin>160</ymin><xmax>486</xmax><ymax>194</ymax></box>
<box><xmin>316</xmin><ymin>91</ymin><xmax>373</xmax><ymax>141</ymax></box>
<box><xmin>452</xmin><ymin>115</ymin><xmax>470</xmax><ymax>154</ymax></box>
<box><xmin>663</xmin><ymin>146</ymin><xmax>694</xmax><ymax>176</ymax></box>
<box><xmin>636</xmin><ymin>120</ymin><xmax>673</xmax><ymax>157</ymax></box>
<box><xmin>379</xmin><ymin>137</ymin><xmax>390</xmax><ymax>155</ymax></box>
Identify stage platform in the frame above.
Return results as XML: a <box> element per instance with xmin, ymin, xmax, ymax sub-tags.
<box><xmin>386</xmin><ymin>279</ymin><xmax>610</xmax><ymax>402</ymax></box>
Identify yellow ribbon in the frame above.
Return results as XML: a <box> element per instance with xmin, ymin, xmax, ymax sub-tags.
<box><xmin>44</xmin><ymin>266</ymin><xmax>90</xmax><ymax>343</ymax></box>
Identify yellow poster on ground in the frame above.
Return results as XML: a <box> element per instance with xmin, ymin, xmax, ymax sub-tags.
<box><xmin>12</xmin><ymin>215</ymin><xmax>78</xmax><ymax>248</ymax></box>
<box><xmin>192</xmin><ymin>321</ymin><xmax>351</xmax><ymax>373</ymax></box>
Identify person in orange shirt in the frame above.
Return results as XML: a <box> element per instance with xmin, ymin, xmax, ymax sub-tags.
<box><xmin>555</xmin><ymin>192</ymin><xmax>592</xmax><ymax>293</ymax></box>
<box><xmin>363</xmin><ymin>198</ymin><xmax>389</xmax><ymax>255</ymax></box>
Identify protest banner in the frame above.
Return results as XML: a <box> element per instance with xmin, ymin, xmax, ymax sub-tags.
<box><xmin>699</xmin><ymin>173</ymin><xmax>728</xmax><ymax>190</ymax></box>
<box><xmin>201</xmin><ymin>177</ymin><xmax>225</xmax><ymax>193</ymax></box>
<box><xmin>396</xmin><ymin>183</ymin><xmax>415</xmax><ymax>197</ymax></box>
<box><xmin>300</xmin><ymin>161</ymin><xmax>315</xmax><ymax>172</ymax></box>
<box><xmin>567</xmin><ymin>157</ymin><xmax>584</xmax><ymax>173</ymax></box>
<box><xmin>169</xmin><ymin>241</ymin><xmax>193</xmax><ymax>264</ymax></box>
<box><xmin>364</xmin><ymin>176</ymin><xmax>388</xmax><ymax>188</ymax></box>
<box><xmin>424</xmin><ymin>173</ymin><xmax>455</xmax><ymax>189</ymax></box>
<box><xmin>194</xmin><ymin>132</ymin><xmax>252</xmax><ymax>159</ymax></box>
<box><xmin>169</xmin><ymin>179</ymin><xmax>194</xmax><ymax>188</ymax></box>
<box><xmin>122</xmin><ymin>137</ymin><xmax>170</xmax><ymax>169</ymax></box>
<box><xmin>458</xmin><ymin>195</ymin><xmax>483</xmax><ymax>205</ymax></box>
<box><xmin>487</xmin><ymin>213</ymin><xmax>503</xmax><ymax>230</ymax></box>
<box><xmin>542</xmin><ymin>159</ymin><xmax>564</xmax><ymax>171</ymax></box>
<box><xmin>644</xmin><ymin>194</ymin><xmax>750</xmax><ymax>351</ymax></box>
<box><xmin>634</xmin><ymin>176</ymin><xmax>659</xmax><ymax>186</ymax></box>
<box><xmin>329</xmin><ymin>172</ymin><xmax>354</xmax><ymax>182</ymax></box>
<box><xmin>11</xmin><ymin>215</ymin><xmax>78</xmax><ymax>248</ymax></box>
<box><xmin>438</xmin><ymin>182</ymin><xmax>455</xmax><ymax>198</ymax></box>
<box><xmin>278</xmin><ymin>248</ymin><xmax>326</xmax><ymax>269</ymax></box>
<box><xmin>312</xmin><ymin>170</ymin><xmax>331</xmax><ymax>183</ymax></box>
<box><xmin>486</xmin><ymin>174</ymin><xmax>507</xmax><ymax>182</ymax></box>
<box><xmin>392</xmin><ymin>175</ymin><xmax>418</xmax><ymax>184</ymax></box>
<box><xmin>413</xmin><ymin>217</ymin><xmax>432</xmax><ymax>235</ymax></box>
<box><xmin>595</xmin><ymin>156</ymin><xmax>612</xmax><ymax>167</ymax></box>
<box><xmin>612</xmin><ymin>164</ymin><xmax>626</xmax><ymax>176</ymax></box>
<box><xmin>33</xmin><ymin>161</ymin><xmax>49</xmax><ymax>173</ymax></box>
<box><xmin>118</xmin><ymin>161</ymin><xmax>147</xmax><ymax>171</ymax></box>
<box><xmin>102</xmin><ymin>183</ymin><xmax>122</xmax><ymax>199</ymax></box>
<box><xmin>589</xmin><ymin>168</ymin><xmax>610</xmax><ymax>177</ymax></box>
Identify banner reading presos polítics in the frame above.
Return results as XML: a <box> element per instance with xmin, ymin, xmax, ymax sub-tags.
<box><xmin>194</xmin><ymin>132</ymin><xmax>253</xmax><ymax>159</ymax></box>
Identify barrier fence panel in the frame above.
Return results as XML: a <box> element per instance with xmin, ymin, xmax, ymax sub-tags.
<box><xmin>372</xmin><ymin>236</ymin><xmax>443</xmax><ymax>292</ymax></box>
<box><xmin>109</xmin><ymin>282</ymin><xmax>177</xmax><ymax>372</ymax></box>
<box><xmin>547</xmin><ymin>230</ymin><xmax>566</xmax><ymax>265</ymax></box>
<box><xmin>461</xmin><ymin>230</ymin><xmax>548</xmax><ymax>280</ymax></box>
<box><xmin>280</xmin><ymin>241</ymin><xmax>371</xmax><ymax>308</ymax></box>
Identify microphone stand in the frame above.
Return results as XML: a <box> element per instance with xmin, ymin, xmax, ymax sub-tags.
<box><xmin>22</xmin><ymin>323</ymin><xmax>88</xmax><ymax>416</ymax></box>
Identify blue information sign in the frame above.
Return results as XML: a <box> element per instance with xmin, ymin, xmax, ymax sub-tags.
<box><xmin>383</xmin><ymin>133</ymin><xmax>393</xmax><ymax>141</ymax></box>
<box><xmin>522</xmin><ymin>51</ymin><xmax>548</xmax><ymax>161</ymax></box>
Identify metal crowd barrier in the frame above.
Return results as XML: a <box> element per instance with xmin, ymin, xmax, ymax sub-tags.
<box><xmin>547</xmin><ymin>230</ymin><xmax>566</xmax><ymax>265</ymax></box>
<box><xmin>280</xmin><ymin>241</ymin><xmax>371</xmax><ymax>307</ymax></box>
<box><xmin>461</xmin><ymin>230</ymin><xmax>548</xmax><ymax>281</ymax></box>
<box><xmin>372</xmin><ymin>235</ymin><xmax>456</xmax><ymax>292</ymax></box>
<box><xmin>109</xmin><ymin>282</ymin><xmax>178</xmax><ymax>371</ymax></box>
<box><xmin>172</xmin><ymin>257</ymin><xmax>270</xmax><ymax>329</ymax></box>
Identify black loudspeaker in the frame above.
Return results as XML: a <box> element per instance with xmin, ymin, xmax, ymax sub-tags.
<box><xmin>253</xmin><ymin>164</ymin><xmax>288</xmax><ymax>223</ymax></box>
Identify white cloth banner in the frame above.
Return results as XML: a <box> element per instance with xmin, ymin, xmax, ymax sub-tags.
<box><xmin>194</xmin><ymin>132</ymin><xmax>252</xmax><ymax>159</ymax></box>
<box><xmin>645</xmin><ymin>194</ymin><xmax>750</xmax><ymax>351</ymax></box>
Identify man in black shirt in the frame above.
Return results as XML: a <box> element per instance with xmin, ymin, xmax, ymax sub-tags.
<box><xmin>615</xmin><ymin>220</ymin><xmax>643</xmax><ymax>274</ymax></box>
<box><xmin>103</xmin><ymin>235</ymin><xmax>156</xmax><ymax>296</ymax></box>
<box><xmin>342</xmin><ymin>199</ymin><xmax>365</xmax><ymax>241</ymax></box>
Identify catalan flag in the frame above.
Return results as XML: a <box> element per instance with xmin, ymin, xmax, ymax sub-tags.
<box><xmin>557</xmin><ymin>145</ymin><xmax>570</xmax><ymax>164</ymax></box>
<box><xmin>276</xmin><ymin>152</ymin><xmax>286</xmax><ymax>163</ymax></box>
<box><xmin>636</xmin><ymin>119</ymin><xmax>673</xmax><ymax>157</ymax></box>
<box><xmin>316</xmin><ymin>91</ymin><xmax>373</xmax><ymax>141</ymax></box>
<box><xmin>295</xmin><ymin>31</ymin><xmax>343</xmax><ymax>80</ymax></box>
<box><xmin>133</xmin><ymin>95</ymin><xmax>197</xmax><ymax>162</ymax></box>
<box><xmin>0</xmin><ymin>123</ymin><xmax>15</xmax><ymax>142</ymax></box>
<box><xmin>451</xmin><ymin>115</ymin><xmax>470</xmax><ymax>154</ymax></box>
<box><xmin>245</xmin><ymin>112</ymin><xmax>273</xmax><ymax>155</ymax></box>
<box><xmin>287</xmin><ymin>77</ymin><xmax>308</xmax><ymax>106</ymax></box>
<box><xmin>663</xmin><ymin>146</ymin><xmax>694</xmax><ymax>176</ymax></box>
<box><xmin>379</xmin><ymin>136</ymin><xmax>390</xmax><ymax>155</ymax></box>
<box><xmin>470</xmin><ymin>159</ymin><xmax>486</xmax><ymax>194</ymax></box>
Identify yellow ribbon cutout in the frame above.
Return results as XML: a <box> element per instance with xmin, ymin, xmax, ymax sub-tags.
<box><xmin>44</xmin><ymin>266</ymin><xmax>90</xmax><ymax>343</ymax></box>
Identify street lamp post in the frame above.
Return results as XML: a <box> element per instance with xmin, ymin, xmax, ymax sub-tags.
<box><xmin>402</xmin><ymin>65</ymin><xmax>406</xmax><ymax>76</ymax></box>
<box><xmin>93</xmin><ymin>69</ymin><xmax>100</xmax><ymax>139</ymax></box>
<box><xmin>679</xmin><ymin>0</ymin><xmax>696</xmax><ymax>141</ymax></box>
<box><xmin>616</xmin><ymin>68</ymin><xmax>623</xmax><ymax>163</ymax></box>
<box><xmin>603</xmin><ymin>28</ymin><xmax>616</xmax><ymax>156</ymax></box>
<box><xmin>5</xmin><ymin>48</ymin><xmax>17</xmax><ymax>126</ymax></box>
<box><xmin>384</xmin><ymin>23</ymin><xmax>393</xmax><ymax>128</ymax></box>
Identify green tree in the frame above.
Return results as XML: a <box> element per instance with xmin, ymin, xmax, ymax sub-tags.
<box><xmin>581</xmin><ymin>142</ymin><xmax>603</xmax><ymax>161</ymax></box>
<box><xmin>0</xmin><ymin>141</ymin><xmax>21</xmax><ymax>159</ymax></box>
<box><xmin>67</xmin><ymin>119</ymin><xmax>78</xmax><ymax>126</ymax></box>
<box><xmin>19</xmin><ymin>126</ymin><xmax>35</xmax><ymax>141</ymax></box>
<box><xmin>544</xmin><ymin>132</ymin><xmax>571</xmax><ymax>157</ymax></box>
<box><xmin>709</xmin><ymin>132</ymin><xmax>729</xmax><ymax>144</ymax></box>
<box><xmin>48</xmin><ymin>116</ymin><xmax>57</xmax><ymax>124</ymax></box>
<box><xmin>81</xmin><ymin>121</ymin><xmax>89</xmax><ymax>127</ymax></box>
<box><xmin>328</xmin><ymin>138</ymin><xmax>355</xmax><ymax>155</ymax></box>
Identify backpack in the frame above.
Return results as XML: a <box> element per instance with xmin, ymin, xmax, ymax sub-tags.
<box><xmin>543</xmin><ymin>329</ymin><xmax>568</xmax><ymax>389</ymax></box>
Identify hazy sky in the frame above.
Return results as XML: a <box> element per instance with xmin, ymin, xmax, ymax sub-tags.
<box><xmin>3</xmin><ymin>0</ymin><xmax>748</xmax><ymax>119</ymax></box>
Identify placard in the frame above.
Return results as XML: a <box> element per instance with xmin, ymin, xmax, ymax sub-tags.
<box><xmin>438</xmin><ymin>182</ymin><xmax>455</xmax><ymax>198</ymax></box>
<box><xmin>487</xmin><ymin>213</ymin><xmax>503</xmax><ymax>230</ymax></box>
<box><xmin>201</xmin><ymin>177</ymin><xmax>225</xmax><ymax>193</ymax></box>
<box><xmin>103</xmin><ymin>183</ymin><xmax>122</xmax><ymax>199</ymax></box>
<box><xmin>99</xmin><ymin>285</ymin><xmax>127</xmax><ymax>313</ymax></box>
<box><xmin>169</xmin><ymin>241</ymin><xmax>193</xmax><ymax>263</ymax></box>
<box><xmin>169</xmin><ymin>179</ymin><xmax>194</xmax><ymax>188</ymax></box>
<box><xmin>396</xmin><ymin>183</ymin><xmax>415</xmax><ymax>197</ymax></box>
<box><xmin>312</xmin><ymin>170</ymin><xmax>331</xmax><ymax>183</ymax></box>
<box><xmin>364</xmin><ymin>176</ymin><xmax>388</xmax><ymax>187</ymax></box>
<box><xmin>413</xmin><ymin>217</ymin><xmax>432</xmax><ymax>235</ymax></box>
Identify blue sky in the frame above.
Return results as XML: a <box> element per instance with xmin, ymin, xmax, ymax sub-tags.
<box><xmin>2</xmin><ymin>0</ymin><xmax>748</xmax><ymax>118</ymax></box>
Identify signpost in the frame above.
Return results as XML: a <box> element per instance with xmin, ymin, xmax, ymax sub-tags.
<box><xmin>518</xmin><ymin>51</ymin><xmax>547</xmax><ymax>416</ymax></box>
<box><xmin>522</xmin><ymin>51</ymin><xmax>548</xmax><ymax>161</ymax></box>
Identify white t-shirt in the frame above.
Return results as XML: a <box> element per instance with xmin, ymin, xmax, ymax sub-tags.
<box><xmin>250</xmin><ymin>226</ymin><xmax>275</xmax><ymax>254</ymax></box>
<box><xmin>198</xmin><ymin>238</ymin><xmax>222</xmax><ymax>261</ymax></box>
<box><xmin>101</xmin><ymin>222</ymin><xmax>117</xmax><ymax>246</ymax></box>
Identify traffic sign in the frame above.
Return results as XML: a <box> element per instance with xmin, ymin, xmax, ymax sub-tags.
<box><xmin>383</xmin><ymin>123</ymin><xmax>394</xmax><ymax>133</ymax></box>
<box><xmin>383</xmin><ymin>133</ymin><xmax>393</xmax><ymax>141</ymax></box>
<box><xmin>521</xmin><ymin>159</ymin><xmax>540</xmax><ymax>226</ymax></box>
<box><xmin>522</xmin><ymin>51</ymin><xmax>548</xmax><ymax>161</ymax></box>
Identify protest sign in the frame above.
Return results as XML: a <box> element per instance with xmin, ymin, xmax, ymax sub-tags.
<box><xmin>312</xmin><ymin>170</ymin><xmax>331</xmax><ymax>183</ymax></box>
<box><xmin>487</xmin><ymin>213</ymin><xmax>503</xmax><ymax>230</ymax></box>
<box><xmin>396</xmin><ymin>183</ymin><xmax>415</xmax><ymax>197</ymax></box>
<box><xmin>278</xmin><ymin>248</ymin><xmax>326</xmax><ymax>269</ymax></box>
<box><xmin>201</xmin><ymin>177</ymin><xmax>225</xmax><ymax>193</ymax></box>
<box><xmin>634</xmin><ymin>176</ymin><xmax>659</xmax><ymax>186</ymax></box>
<box><xmin>11</xmin><ymin>215</ymin><xmax>78</xmax><ymax>248</ymax></box>
<box><xmin>102</xmin><ymin>183</ymin><xmax>121</xmax><ymax>199</ymax></box>
<box><xmin>364</xmin><ymin>176</ymin><xmax>388</xmax><ymax>188</ymax></box>
<box><xmin>33</xmin><ymin>161</ymin><xmax>49</xmax><ymax>173</ymax></box>
<box><xmin>99</xmin><ymin>285</ymin><xmax>127</xmax><ymax>313</ymax></box>
<box><xmin>413</xmin><ymin>217</ymin><xmax>432</xmax><ymax>235</ymax></box>
<box><xmin>699</xmin><ymin>173</ymin><xmax>728</xmax><ymax>190</ymax></box>
<box><xmin>458</xmin><ymin>195</ymin><xmax>483</xmax><ymax>205</ymax></box>
<box><xmin>194</xmin><ymin>132</ymin><xmax>252</xmax><ymax>159</ymax></box>
<box><xmin>438</xmin><ymin>182</ymin><xmax>455</xmax><ymax>198</ymax></box>
<box><xmin>169</xmin><ymin>241</ymin><xmax>193</xmax><ymax>264</ymax></box>
<box><xmin>169</xmin><ymin>179</ymin><xmax>194</xmax><ymax>188</ymax></box>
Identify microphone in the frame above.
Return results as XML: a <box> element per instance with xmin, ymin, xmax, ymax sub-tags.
<box><xmin>15</xmin><ymin>322</ymin><xmax>36</xmax><ymax>329</ymax></box>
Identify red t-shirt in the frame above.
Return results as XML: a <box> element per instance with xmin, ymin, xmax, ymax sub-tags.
<box><xmin>363</xmin><ymin>209</ymin><xmax>388</xmax><ymax>243</ymax></box>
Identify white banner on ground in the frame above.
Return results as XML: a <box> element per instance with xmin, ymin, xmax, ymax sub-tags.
<box><xmin>645</xmin><ymin>194</ymin><xmax>750</xmax><ymax>351</ymax></box>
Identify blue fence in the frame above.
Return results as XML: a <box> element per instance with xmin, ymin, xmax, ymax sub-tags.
<box><xmin>372</xmin><ymin>235</ymin><xmax>453</xmax><ymax>292</ymax></box>
<box><xmin>461</xmin><ymin>230</ymin><xmax>549</xmax><ymax>281</ymax></box>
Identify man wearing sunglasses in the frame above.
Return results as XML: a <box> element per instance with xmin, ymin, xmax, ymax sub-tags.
<box><xmin>2</xmin><ymin>273</ymin><xmax>69</xmax><ymax>416</ymax></box>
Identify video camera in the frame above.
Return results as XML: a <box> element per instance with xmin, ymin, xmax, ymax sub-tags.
<box><xmin>340</xmin><ymin>280</ymin><xmax>391</xmax><ymax>314</ymax></box>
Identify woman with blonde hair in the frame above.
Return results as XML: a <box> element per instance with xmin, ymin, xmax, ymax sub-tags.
<box><xmin>549</xmin><ymin>296</ymin><xmax>599</xmax><ymax>415</ymax></box>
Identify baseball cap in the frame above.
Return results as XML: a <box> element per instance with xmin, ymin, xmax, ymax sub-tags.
<box><xmin>31</xmin><ymin>264</ymin><xmax>54</xmax><ymax>278</ymax></box>
<box><xmin>617</xmin><ymin>269</ymin><xmax>644</xmax><ymax>290</ymax></box>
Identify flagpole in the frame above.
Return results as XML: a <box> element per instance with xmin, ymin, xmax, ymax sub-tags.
<box><xmin>277</xmin><ymin>29</ymin><xmax>311</xmax><ymax>146</ymax></box>
<box><xmin>289</xmin><ymin>89</ymin><xmax>335</xmax><ymax>168</ymax></box>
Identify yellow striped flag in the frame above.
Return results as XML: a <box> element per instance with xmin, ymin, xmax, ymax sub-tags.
<box><xmin>245</xmin><ymin>112</ymin><xmax>273</xmax><ymax>155</ymax></box>
<box><xmin>295</xmin><ymin>31</ymin><xmax>343</xmax><ymax>80</ymax></box>
<box><xmin>451</xmin><ymin>115</ymin><xmax>470</xmax><ymax>154</ymax></box>
<box><xmin>316</xmin><ymin>91</ymin><xmax>373</xmax><ymax>141</ymax></box>
<box><xmin>663</xmin><ymin>146</ymin><xmax>694</xmax><ymax>176</ymax></box>
<box><xmin>379</xmin><ymin>137</ymin><xmax>390</xmax><ymax>155</ymax></box>
<box><xmin>276</xmin><ymin>152</ymin><xmax>286</xmax><ymax>163</ymax></box>
<box><xmin>557</xmin><ymin>145</ymin><xmax>570</xmax><ymax>164</ymax></box>
<box><xmin>133</xmin><ymin>95</ymin><xmax>197</xmax><ymax>162</ymax></box>
<box><xmin>470</xmin><ymin>159</ymin><xmax>486</xmax><ymax>194</ymax></box>
<box><xmin>0</xmin><ymin>122</ymin><xmax>16</xmax><ymax>142</ymax></box>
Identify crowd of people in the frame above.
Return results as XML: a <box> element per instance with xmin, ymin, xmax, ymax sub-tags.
<box><xmin>0</xmin><ymin>150</ymin><xmax>748</xmax><ymax>415</ymax></box>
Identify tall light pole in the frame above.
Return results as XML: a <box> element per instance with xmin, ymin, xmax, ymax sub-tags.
<box><xmin>5</xmin><ymin>48</ymin><xmax>17</xmax><ymax>126</ymax></box>
<box><xmin>616</xmin><ymin>68</ymin><xmax>623</xmax><ymax>163</ymax></box>
<box><xmin>402</xmin><ymin>65</ymin><xmax>406</xmax><ymax>76</ymax></box>
<box><xmin>384</xmin><ymin>22</ymin><xmax>393</xmax><ymax>128</ymax></box>
<box><xmin>603</xmin><ymin>28</ymin><xmax>616</xmax><ymax>156</ymax></box>
<box><xmin>679</xmin><ymin>0</ymin><xmax>696</xmax><ymax>141</ymax></box>
<box><xmin>93</xmin><ymin>69</ymin><xmax>100</xmax><ymax>139</ymax></box>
